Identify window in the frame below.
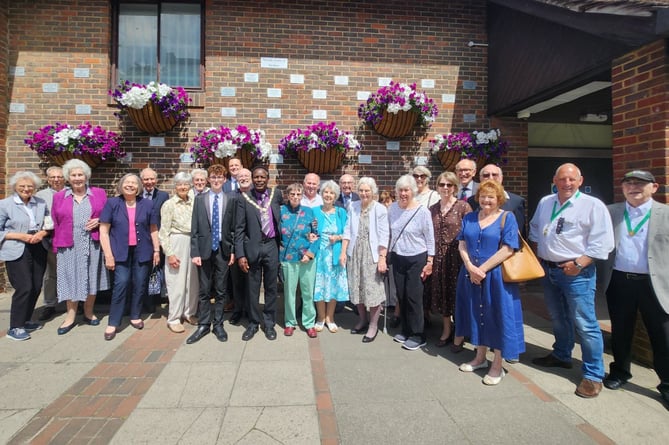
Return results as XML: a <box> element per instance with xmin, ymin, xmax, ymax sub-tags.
<box><xmin>114</xmin><ymin>1</ymin><xmax>203</xmax><ymax>89</ymax></box>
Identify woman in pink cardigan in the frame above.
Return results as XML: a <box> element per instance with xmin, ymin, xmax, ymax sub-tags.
<box><xmin>51</xmin><ymin>159</ymin><xmax>109</xmax><ymax>335</ymax></box>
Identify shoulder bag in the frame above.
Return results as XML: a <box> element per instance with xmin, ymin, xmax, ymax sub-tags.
<box><xmin>499</xmin><ymin>212</ymin><xmax>545</xmax><ymax>283</ymax></box>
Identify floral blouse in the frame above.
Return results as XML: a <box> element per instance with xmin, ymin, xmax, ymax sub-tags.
<box><xmin>279</xmin><ymin>204</ymin><xmax>318</xmax><ymax>262</ymax></box>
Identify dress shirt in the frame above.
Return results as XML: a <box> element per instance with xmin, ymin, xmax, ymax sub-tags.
<box><xmin>529</xmin><ymin>191</ymin><xmax>614</xmax><ymax>262</ymax></box>
<box><xmin>459</xmin><ymin>182</ymin><xmax>474</xmax><ymax>200</ymax></box>
<box><xmin>158</xmin><ymin>195</ymin><xmax>194</xmax><ymax>257</ymax></box>
<box><xmin>388</xmin><ymin>203</ymin><xmax>435</xmax><ymax>257</ymax></box>
<box><xmin>208</xmin><ymin>191</ymin><xmax>224</xmax><ymax>243</ymax></box>
<box><xmin>301</xmin><ymin>194</ymin><xmax>323</xmax><ymax>208</ymax></box>
<box><xmin>613</xmin><ymin>199</ymin><xmax>652</xmax><ymax>273</ymax></box>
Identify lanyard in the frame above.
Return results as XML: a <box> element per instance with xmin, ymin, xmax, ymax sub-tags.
<box><xmin>624</xmin><ymin>208</ymin><xmax>651</xmax><ymax>236</ymax></box>
<box><xmin>550</xmin><ymin>191</ymin><xmax>580</xmax><ymax>222</ymax></box>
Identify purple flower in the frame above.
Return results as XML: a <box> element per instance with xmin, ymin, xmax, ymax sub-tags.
<box><xmin>429</xmin><ymin>129</ymin><xmax>509</xmax><ymax>165</ymax></box>
<box><xmin>189</xmin><ymin>125</ymin><xmax>272</xmax><ymax>164</ymax></box>
<box><xmin>278</xmin><ymin>122</ymin><xmax>362</xmax><ymax>156</ymax></box>
<box><xmin>25</xmin><ymin>122</ymin><xmax>125</xmax><ymax>161</ymax></box>
<box><xmin>358</xmin><ymin>81</ymin><xmax>438</xmax><ymax>129</ymax></box>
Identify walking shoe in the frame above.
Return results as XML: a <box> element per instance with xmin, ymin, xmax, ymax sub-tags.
<box><xmin>402</xmin><ymin>337</ymin><xmax>426</xmax><ymax>351</ymax></box>
<box><xmin>6</xmin><ymin>328</ymin><xmax>30</xmax><ymax>341</ymax></box>
<box><xmin>575</xmin><ymin>378</ymin><xmax>602</xmax><ymax>398</ymax></box>
<box><xmin>393</xmin><ymin>333</ymin><xmax>407</xmax><ymax>344</ymax></box>
<box><xmin>532</xmin><ymin>353</ymin><xmax>572</xmax><ymax>369</ymax></box>
<box><xmin>24</xmin><ymin>321</ymin><xmax>43</xmax><ymax>332</ymax></box>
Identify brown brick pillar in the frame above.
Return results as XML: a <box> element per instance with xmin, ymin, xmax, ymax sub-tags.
<box><xmin>0</xmin><ymin>0</ymin><xmax>9</xmax><ymax>291</ymax></box>
<box><xmin>611</xmin><ymin>38</ymin><xmax>669</xmax><ymax>366</ymax></box>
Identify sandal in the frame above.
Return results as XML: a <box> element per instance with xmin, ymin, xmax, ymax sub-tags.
<box><xmin>314</xmin><ymin>321</ymin><xmax>325</xmax><ymax>332</ymax></box>
<box><xmin>326</xmin><ymin>322</ymin><xmax>338</xmax><ymax>333</ymax></box>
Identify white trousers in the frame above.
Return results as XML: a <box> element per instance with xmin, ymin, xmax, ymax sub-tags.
<box><xmin>164</xmin><ymin>233</ymin><xmax>198</xmax><ymax>324</ymax></box>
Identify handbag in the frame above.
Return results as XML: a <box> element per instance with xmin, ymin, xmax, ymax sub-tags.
<box><xmin>499</xmin><ymin>212</ymin><xmax>545</xmax><ymax>283</ymax></box>
<box><xmin>148</xmin><ymin>266</ymin><xmax>162</xmax><ymax>295</ymax></box>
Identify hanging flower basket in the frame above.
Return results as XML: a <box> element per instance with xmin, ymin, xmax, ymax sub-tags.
<box><xmin>372</xmin><ymin>109</ymin><xmax>419</xmax><ymax>138</ymax></box>
<box><xmin>435</xmin><ymin>149</ymin><xmax>462</xmax><ymax>171</ymax></box>
<box><xmin>190</xmin><ymin>125</ymin><xmax>271</xmax><ymax>168</ymax></box>
<box><xmin>210</xmin><ymin>147</ymin><xmax>256</xmax><ymax>169</ymax></box>
<box><xmin>47</xmin><ymin>151</ymin><xmax>104</xmax><ymax>169</ymax></box>
<box><xmin>430</xmin><ymin>130</ymin><xmax>509</xmax><ymax>170</ymax></box>
<box><xmin>295</xmin><ymin>148</ymin><xmax>345</xmax><ymax>174</ymax></box>
<box><xmin>126</xmin><ymin>101</ymin><xmax>178</xmax><ymax>135</ymax></box>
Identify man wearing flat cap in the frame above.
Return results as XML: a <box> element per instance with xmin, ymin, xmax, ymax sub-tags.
<box><xmin>600</xmin><ymin>170</ymin><xmax>669</xmax><ymax>406</ymax></box>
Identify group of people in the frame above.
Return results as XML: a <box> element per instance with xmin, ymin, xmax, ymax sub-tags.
<box><xmin>1</xmin><ymin>157</ymin><xmax>668</xmax><ymax>404</ymax></box>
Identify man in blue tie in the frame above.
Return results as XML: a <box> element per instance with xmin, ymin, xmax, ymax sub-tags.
<box><xmin>455</xmin><ymin>158</ymin><xmax>479</xmax><ymax>200</ymax></box>
<box><xmin>188</xmin><ymin>164</ymin><xmax>235</xmax><ymax>344</ymax></box>
<box><xmin>335</xmin><ymin>174</ymin><xmax>360</xmax><ymax>210</ymax></box>
<box><xmin>223</xmin><ymin>157</ymin><xmax>242</xmax><ymax>192</ymax></box>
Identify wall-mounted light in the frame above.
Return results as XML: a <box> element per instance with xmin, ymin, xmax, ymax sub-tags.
<box><xmin>517</xmin><ymin>110</ymin><xmax>531</xmax><ymax>120</ymax></box>
<box><xmin>579</xmin><ymin>113</ymin><xmax>608</xmax><ymax>123</ymax></box>
<box><xmin>467</xmin><ymin>41</ymin><xmax>488</xmax><ymax>47</ymax></box>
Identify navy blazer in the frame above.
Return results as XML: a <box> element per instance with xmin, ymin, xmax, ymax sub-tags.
<box><xmin>99</xmin><ymin>196</ymin><xmax>158</xmax><ymax>263</ymax></box>
<box><xmin>144</xmin><ymin>188</ymin><xmax>169</xmax><ymax>227</ymax></box>
<box><xmin>335</xmin><ymin>191</ymin><xmax>360</xmax><ymax>209</ymax></box>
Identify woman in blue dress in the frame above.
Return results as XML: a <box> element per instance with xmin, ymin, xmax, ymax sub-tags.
<box><xmin>455</xmin><ymin>180</ymin><xmax>525</xmax><ymax>386</ymax></box>
<box><xmin>313</xmin><ymin>180</ymin><xmax>349</xmax><ymax>333</ymax></box>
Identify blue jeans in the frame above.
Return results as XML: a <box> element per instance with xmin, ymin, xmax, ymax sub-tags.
<box><xmin>108</xmin><ymin>246</ymin><xmax>151</xmax><ymax>327</ymax></box>
<box><xmin>542</xmin><ymin>263</ymin><xmax>604</xmax><ymax>381</ymax></box>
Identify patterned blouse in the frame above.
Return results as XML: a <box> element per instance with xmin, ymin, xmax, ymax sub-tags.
<box><xmin>158</xmin><ymin>194</ymin><xmax>194</xmax><ymax>257</ymax></box>
<box><xmin>279</xmin><ymin>204</ymin><xmax>318</xmax><ymax>262</ymax></box>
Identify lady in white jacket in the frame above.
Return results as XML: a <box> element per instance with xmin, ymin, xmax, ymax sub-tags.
<box><xmin>340</xmin><ymin>177</ymin><xmax>389</xmax><ymax>343</ymax></box>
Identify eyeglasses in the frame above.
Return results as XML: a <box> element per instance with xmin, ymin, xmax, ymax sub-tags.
<box><xmin>413</xmin><ymin>174</ymin><xmax>428</xmax><ymax>179</ymax></box>
<box><xmin>481</xmin><ymin>173</ymin><xmax>500</xmax><ymax>178</ymax></box>
<box><xmin>48</xmin><ymin>176</ymin><xmax>64</xmax><ymax>180</ymax></box>
<box><xmin>438</xmin><ymin>183</ymin><xmax>454</xmax><ymax>188</ymax></box>
<box><xmin>456</xmin><ymin>168</ymin><xmax>474</xmax><ymax>173</ymax></box>
<box><xmin>556</xmin><ymin>217</ymin><xmax>565</xmax><ymax>235</ymax></box>
<box><xmin>288</xmin><ymin>192</ymin><xmax>302</xmax><ymax>197</ymax></box>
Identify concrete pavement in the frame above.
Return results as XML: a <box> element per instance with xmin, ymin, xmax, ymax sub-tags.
<box><xmin>0</xmin><ymin>283</ymin><xmax>667</xmax><ymax>444</ymax></box>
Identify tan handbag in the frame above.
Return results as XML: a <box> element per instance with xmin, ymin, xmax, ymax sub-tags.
<box><xmin>500</xmin><ymin>212</ymin><xmax>545</xmax><ymax>283</ymax></box>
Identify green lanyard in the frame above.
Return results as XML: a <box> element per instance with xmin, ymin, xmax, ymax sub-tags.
<box><xmin>624</xmin><ymin>208</ymin><xmax>651</xmax><ymax>236</ymax></box>
<box><xmin>551</xmin><ymin>191</ymin><xmax>580</xmax><ymax>222</ymax></box>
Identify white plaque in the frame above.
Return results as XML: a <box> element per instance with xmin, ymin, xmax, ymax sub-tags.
<box><xmin>220</xmin><ymin>87</ymin><xmax>236</xmax><ymax>97</ymax></box>
<box><xmin>463</xmin><ymin>113</ymin><xmax>476</xmax><ymax>123</ymax></box>
<box><xmin>73</xmin><ymin>68</ymin><xmax>90</xmax><ymax>78</ymax></box>
<box><xmin>334</xmin><ymin>76</ymin><xmax>349</xmax><ymax>85</ymax></box>
<box><xmin>75</xmin><ymin>105</ymin><xmax>91</xmax><ymax>115</ymax></box>
<box><xmin>180</xmin><ymin>153</ymin><xmax>195</xmax><ymax>163</ymax></box>
<box><xmin>386</xmin><ymin>141</ymin><xmax>400</xmax><ymax>151</ymax></box>
<box><xmin>358</xmin><ymin>155</ymin><xmax>372</xmax><ymax>164</ymax></box>
<box><xmin>261</xmin><ymin>57</ymin><xmax>288</xmax><ymax>69</ymax></box>
<box><xmin>267</xmin><ymin>108</ymin><xmax>282</xmax><ymax>118</ymax></box>
<box><xmin>267</xmin><ymin>88</ymin><xmax>282</xmax><ymax>98</ymax></box>
<box><xmin>244</xmin><ymin>73</ymin><xmax>259</xmax><ymax>82</ymax></box>
<box><xmin>357</xmin><ymin>91</ymin><xmax>370</xmax><ymax>101</ymax></box>
<box><xmin>42</xmin><ymin>83</ymin><xmax>59</xmax><ymax>93</ymax></box>
<box><xmin>378</xmin><ymin>77</ymin><xmax>392</xmax><ymax>87</ymax></box>
<box><xmin>221</xmin><ymin>107</ymin><xmax>237</xmax><ymax>117</ymax></box>
<box><xmin>313</xmin><ymin>110</ymin><xmax>327</xmax><ymax>119</ymax></box>
<box><xmin>149</xmin><ymin>137</ymin><xmax>165</xmax><ymax>147</ymax></box>
<box><xmin>10</xmin><ymin>66</ymin><xmax>25</xmax><ymax>76</ymax></box>
<box><xmin>442</xmin><ymin>93</ymin><xmax>456</xmax><ymax>103</ymax></box>
<box><xmin>414</xmin><ymin>156</ymin><xmax>428</xmax><ymax>166</ymax></box>
<box><xmin>269</xmin><ymin>154</ymin><xmax>284</xmax><ymax>164</ymax></box>
<box><xmin>290</xmin><ymin>74</ymin><xmax>305</xmax><ymax>84</ymax></box>
<box><xmin>9</xmin><ymin>103</ymin><xmax>25</xmax><ymax>113</ymax></box>
<box><xmin>421</xmin><ymin>79</ymin><xmax>435</xmax><ymax>89</ymax></box>
<box><xmin>312</xmin><ymin>90</ymin><xmax>327</xmax><ymax>99</ymax></box>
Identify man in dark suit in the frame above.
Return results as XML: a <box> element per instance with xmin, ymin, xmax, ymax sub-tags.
<box><xmin>235</xmin><ymin>165</ymin><xmax>283</xmax><ymax>341</ymax></box>
<box><xmin>600</xmin><ymin>170</ymin><xmax>669</xmax><ymax>407</ymax></box>
<box><xmin>222</xmin><ymin>157</ymin><xmax>242</xmax><ymax>192</ymax></box>
<box><xmin>334</xmin><ymin>174</ymin><xmax>360</xmax><ymax>210</ymax></box>
<box><xmin>140</xmin><ymin>168</ymin><xmax>170</xmax><ymax>312</ymax></box>
<box><xmin>468</xmin><ymin>164</ymin><xmax>526</xmax><ymax>237</ymax></box>
<box><xmin>187</xmin><ymin>164</ymin><xmax>235</xmax><ymax>344</ymax></box>
<box><xmin>455</xmin><ymin>158</ymin><xmax>479</xmax><ymax>201</ymax></box>
<box><xmin>227</xmin><ymin>168</ymin><xmax>253</xmax><ymax>326</ymax></box>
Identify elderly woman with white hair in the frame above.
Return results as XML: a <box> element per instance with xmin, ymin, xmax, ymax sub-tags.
<box><xmin>0</xmin><ymin>171</ymin><xmax>50</xmax><ymax>341</ymax></box>
<box><xmin>51</xmin><ymin>159</ymin><xmax>109</xmax><ymax>335</ymax></box>
<box><xmin>340</xmin><ymin>177</ymin><xmax>389</xmax><ymax>343</ymax></box>
<box><xmin>159</xmin><ymin>172</ymin><xmax>199</xmax><ymax>333</ymax></box>
<box><xmin>412</xmin><ymin>166</ymin><xmax>439</xmax><ymax>208</ymax></box>
<box><xmin>389</xmin><ymin>174</ymin><xmax>435</xmax><ymax>351</ymax></box>
<box><xmin>313</xmin><ymin>180</ymin><xmax>349</xmax><ymax>333</ymax></box>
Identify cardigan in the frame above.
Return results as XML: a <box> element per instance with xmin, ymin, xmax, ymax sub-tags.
<box><xmin>51</xmin><ymin>186</ymin><xmax>107</xmax><ymax>248</ymax></box>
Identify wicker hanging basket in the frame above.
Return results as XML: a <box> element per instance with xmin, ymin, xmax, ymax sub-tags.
<box><xmin>126</xmin><ymin>102</ymin><xmax>178</xmax><ymax>135</ymax></box>
<box><xmin>372</xmin><ymin>109</ymin><xmax>419</xmax><ymax>138</ymax></box>
<box><xmin>210</xmin><ymin>148</ymin><xmax>256</xmax><ymax>170</ymax></box>
<box><xmin>295</xmin><ymin>148</ymin><xmax>345</xmax><ymax>174</ymax></box>
<box><xmin>47</xmin><ymin>151</ymin><xmax>104</xmax><ymax>169</ymax></box>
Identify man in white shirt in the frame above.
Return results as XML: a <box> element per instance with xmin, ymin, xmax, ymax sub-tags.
<box><xmin>455</xmin><ymin>158</ymin><xmax>478</xmax><ymax>200</ymax></box>
<box><xmin>529</xmin><ymin>163</ymin><xmax>614</xmax><ymax>398</ymax></box>
<box><xmin>599</xmin><ymin>170</ymin><xmax>669</xmax><ymax>407</ymax></box>
<box><xmin>301</xmin><ymin>173</ymin><xmax>323</xmax><ymax>208</ymax></box>
<box><xmin>223</xmin><ymin>158</ymin><xmax>242</xmax><ymax>192</ymax></box>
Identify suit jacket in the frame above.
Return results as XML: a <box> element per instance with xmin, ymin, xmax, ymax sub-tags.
<box><xmin>343</xmin><ymin>201</ymin><xmax>389</xmax><ymax>263</ymax></box>
<box><xmin>468</xmin><ymin>191</ymin><xmax>526</xmax><ymax>237</ymax></box>
<box><xmin>223</xmin><ymin>178</ymin><xmax>239</xmax><ymax>193</ymax></box>
<box><xmin>99</xmin><ymin>196</ymin><xmax>157</xmax><ymax>263</ymax></box>
<box><xmin>190</xmin><ymin>190</ymin><xmax>235</xmax><ymax>261</ymax></box>
<box><xmin>234</xmin><ymin>187</ymin><xmax>283</xmax><ymax>263</ymax></box>
<box><xmin>0</xmin><ymin>194</ymin><xmax>49</xmax><ymax>261</ymax></box>
<box><xmin>459</xmin><ymin>180</ymin><xmax>479</xmax><ymax>200</ymax></box>
<box><xmin>144</xmin><ymin>188</ymin><xmax>169</xmax><ymax>226</ymax></box>
<box><xmin>600</xmin><ymin>200</ymin><xmax>669</xmax><ymax>313</ymax></box>
<box><xmin>335</xmin><ymin>191</ymin><xmax>360</xmax><ymax>209</ymax></box>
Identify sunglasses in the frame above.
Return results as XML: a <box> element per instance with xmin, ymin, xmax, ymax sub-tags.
<box><xmin>481</xmin><ymin>172</ymin><xmax>500</xmax><ymax>178</ymax></box>
<box><xmin>438</xmin><ymin>183</ymin><xmax>454</xmax><ymax>188</ymax></box>
<box><xmin>413</xmin><ymin>174</ymin><xmax>428</xmax><ymax>179</ymax></box>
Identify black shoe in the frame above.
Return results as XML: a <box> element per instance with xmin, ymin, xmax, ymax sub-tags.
<box><xmin>362</xmin><ymin>330</ymin><xmax>378</xmax><ymax>343</ymax></box>
<box><xmin>350</xmin><ymin>325</ymin><xmax>368</xmax><ymax>335</ymax></box>
<box><xmin>242</xmin><ymin>325</ymin><xmax>259</xmax><ymax>341</ymax></box>
<box><xmin>213</xmin><ymin>325</ymin><xmax>228</xmax><ymax>342</ymax></box>
<box><xmin>39</xmin><ymin>306</ymin><xmax>56</xmax><ymax>321</ymax></box>
<box><xmin>532</xmin><ymin>353</ymin><xmax>572</xmax><ymax>369</ymax></box>
<box><xmin>264</xmin><ymin>326</ymin><xmax>277</xmax><ymax>341</ymax></box>
<box><xmin>57</xmin><ymin>322</ymin><xmax>76</xmax><ymax>335</ymax></box>
<box><xmin>229</xmin><ymin>313</ymin><xmax>242</xmax><ymax>326</ymax></box>
<box><xmin>603</xmin><ymin>375</ymin><xmax>627</xmax><ymax>390</ymax></box>
<box><xmin>186</xmin><ymin>326</ymin><xmax>210</xmax><ymax>344</ymax></box>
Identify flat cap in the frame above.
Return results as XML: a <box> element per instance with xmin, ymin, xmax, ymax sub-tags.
<box><xmin>622</xmin><ymin>170</ymin><xmax>655</xmax><ymax>183</ymax></box>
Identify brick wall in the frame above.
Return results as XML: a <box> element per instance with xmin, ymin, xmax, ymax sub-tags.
<box><xmin>0</xmin><ymin>0</ymin><xmax>9</xmax><ymax>290</ymax></box>
<box><xmin>2</xmin><ymin>0</ymin><xmax>531</xmax><ymax>290</ymax></box>
<box><xmin>611</xmin><ymin>39</ymin><xmax>669</xmax><ymax>366</ymax></box>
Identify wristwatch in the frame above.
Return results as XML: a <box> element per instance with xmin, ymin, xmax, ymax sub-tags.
<box><xmin>573</xmin><ymin>260</ymin><xmax>583</xmax><ymax>270</ymax></box>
